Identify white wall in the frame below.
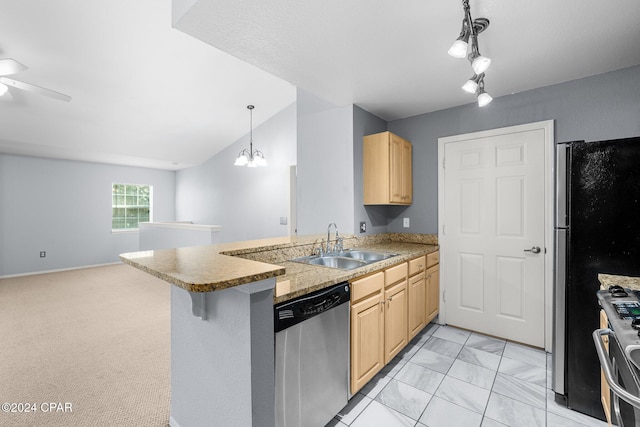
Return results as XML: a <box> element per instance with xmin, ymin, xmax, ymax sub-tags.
<box><xmin>0</xmin><ymin>154</ymin><xmax>176</xmax><ymax>276</ymax></box>
<box><xmin>296</xmin><ymin>89</ymin><xmax>355</xmax><ymax>235</ymax></box>
<box><xmin>175</xmin><ymin>103</ymin><xmax>296</xmax><ymax>243</ymax></box>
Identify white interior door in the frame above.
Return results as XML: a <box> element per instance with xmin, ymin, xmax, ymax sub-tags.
<box><xmin>439</xmin><ymin>122</ymin><xmax>552</xmax><ymax>348</ymax></box>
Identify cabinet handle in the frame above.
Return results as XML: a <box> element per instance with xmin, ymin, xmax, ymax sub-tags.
<box><xmin>380</xmin><ymin>301</ymin><xmax>384</xmax><ymax>311</ymax></box>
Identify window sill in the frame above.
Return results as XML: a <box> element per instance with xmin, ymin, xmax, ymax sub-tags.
<box><xmin>112</xmin><ymin>229</ymin><xmax>139</xmax><ymax>235</ymax></box>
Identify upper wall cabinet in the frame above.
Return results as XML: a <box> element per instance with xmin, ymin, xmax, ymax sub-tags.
<box><xmin>363</xmin><ymin>131</ymin><xmax>413</xmax><ymax>205</ymax></box>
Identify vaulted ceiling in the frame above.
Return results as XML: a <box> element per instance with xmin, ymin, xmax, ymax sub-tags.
<box><xmin>1</xmin><ymin>0</ymin><xmax>639</xmax><ymax>169</ymax></box>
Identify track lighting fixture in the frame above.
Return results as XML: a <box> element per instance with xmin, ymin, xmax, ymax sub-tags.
<box><xmin>448</xmin><ymin>0</ymin><xmax>493</xmax><ymax>107</ymax></box>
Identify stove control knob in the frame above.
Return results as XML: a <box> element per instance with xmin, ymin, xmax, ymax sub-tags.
<box><xmin>632</xmin><ymin>318</ymin><xmax>640</xmax><ymax>330</ymax></box>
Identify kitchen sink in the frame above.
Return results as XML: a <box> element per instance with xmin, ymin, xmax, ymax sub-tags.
<box><xmin>341</xmin><ymin>250</ymin><xmax>394</xmax><ymax>262</ymax></box>
<box><xmin>290</xmin><ymin>249</ymin><xmax>398</xmax><ymax>270</ymax></box>
<box><xmin>308</xmin><ymin>256</ymin><xmax>367</xmax><ymax>269</ymax></box>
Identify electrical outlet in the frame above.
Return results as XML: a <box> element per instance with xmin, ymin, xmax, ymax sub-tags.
<box><xmin>40</xmin><ymin>251</ymin><xmax>46</xmax><ymax>258</ymax></box>
<box><xmin>359</xmin><ymin>221</ymin><xmax>367</xmax><ymax>233</ymax></box>
<box><xmin>403</xmin><ymin>218</ymin><xmax>410</xmax><ymax>228</ymax></box>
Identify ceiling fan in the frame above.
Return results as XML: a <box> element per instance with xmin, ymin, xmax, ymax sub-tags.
<box><xmin>0</xmin><ymin>58</ymin><xmax>71</xmax><ymax>102</ymax></box>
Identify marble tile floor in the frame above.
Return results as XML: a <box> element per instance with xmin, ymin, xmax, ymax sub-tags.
<box><xmin>327</xmin><ymin>323</ymin><xmax>609</xmax><ymax>427</ymax></box>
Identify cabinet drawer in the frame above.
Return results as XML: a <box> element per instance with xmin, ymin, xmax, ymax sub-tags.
<box><xmin>408</xmin><ymin>256</ymin><xmax>426</xmax><ymax>276</ymax></box>
<box><xmin>351</xmin><ymin>272</ymin><xmax>384</xmax><ymax>302</ymax></box>
<box><xmin>427</xmin><ymin>251</ymin><xmax>439</xmax><ymax>268</ymax></box>
<box><xmin>385</xmin><ymin>262</ymin><xmax>408</xmax><ymax>287</ymax></box>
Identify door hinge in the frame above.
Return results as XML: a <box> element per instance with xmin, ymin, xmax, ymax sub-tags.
<box><xmin>442</xmin><ymin>157</ymin><xmax>446</xmax><ymax>169</ymax></box>
<box><xmin>442</xmin><ymin>290</ymin><xmax>446</xmax><ymax>303</ymax></box>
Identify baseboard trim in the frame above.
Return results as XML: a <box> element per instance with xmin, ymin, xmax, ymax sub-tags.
<box><xmin>0</xmin><ymin>262</ymin><xmax>123</xmax><ymax>279</ymax></box>
<box><xmin>169</xmin><ymin>415</ymin><xmax>182</xmax><ymax>427</ymax></box>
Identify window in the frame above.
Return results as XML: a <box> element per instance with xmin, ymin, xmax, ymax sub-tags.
<box><xmin>112</xmin><ymin>183</ymin><xmax>152</xmax><ymax>230</ymax></box>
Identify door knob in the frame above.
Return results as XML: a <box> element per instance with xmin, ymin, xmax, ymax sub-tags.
<box><xmin>524</xmin><ymin>246</ymin><xmax>541</xmax><ymax>254</ymax></box>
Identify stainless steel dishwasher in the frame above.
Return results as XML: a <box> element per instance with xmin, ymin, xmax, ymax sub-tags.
<box><xmin>274</xmin><ymin>282</ymin><xmax>350</xmax><ymax>427</ymax></box>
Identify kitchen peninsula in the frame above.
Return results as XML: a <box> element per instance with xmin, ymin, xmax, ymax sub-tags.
<box><xmin>120</xmin><ymin>233</ymin><xmax>438</xmax><ymax>427</ymax></box>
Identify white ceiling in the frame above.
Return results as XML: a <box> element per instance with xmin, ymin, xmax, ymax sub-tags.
<box><xmin>2</xmin><ymin>0</ymin><xmax>640</xmax><ymax>170</ymax></box>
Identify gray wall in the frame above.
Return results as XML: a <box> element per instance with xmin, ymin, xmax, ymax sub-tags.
<box><xmin>175</xmin><ymin>103</ymin><xmax>296</xmax><ymax>243</ymax></box>
<box><xmin>0</xmin><ymin>154</ymin><xmax>175</xmax><ymax>276</ymax></box>
<box><xmin>296</xmin><ymin>89</ymin><xmax>355</xmax><ymax>235</ymax></box>
<box><xmin>375</xmin><ymin>65</ymin><xmax>640</xmax><ymax>234</ymax></box>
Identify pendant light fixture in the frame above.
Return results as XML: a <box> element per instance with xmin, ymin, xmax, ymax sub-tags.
<box><xmin>234</xmin><ymin>105</ymin><xmax>267</xmax><ymax>167</ymax></box>
<box><xmin>448</xmin><ymin>0</ymin><xmax>493</xmax><ymax>107</ymax></box>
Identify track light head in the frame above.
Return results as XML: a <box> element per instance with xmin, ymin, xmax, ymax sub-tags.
<box><xmin>476</xmin><ymin>77</ymin><xmax>492</xmax><ymax>107</ymax></box>
<box><xmin>448</xmin><ymin>39</ymin><xmax>469</xmax><ymax>58</ymax></box>
<box><xmin>471</xmin><ymin>54</ymin><xmax>491</xmax><ymax>74</ymax></box>
<box><xmin>462</xmin><ymin>74</ymin><xmax>482</xmax><ymax>93</ymax></box>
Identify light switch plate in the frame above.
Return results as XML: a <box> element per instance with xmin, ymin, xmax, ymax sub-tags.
<box><xmin>280</xmin><ymin>217</ymin><xmax>288</xmax><ymax>225</ymax></box>
<box><xmin>403</xmin><ymin>218</ymin><xmax>410</xmax><ymax>228</ymax></box>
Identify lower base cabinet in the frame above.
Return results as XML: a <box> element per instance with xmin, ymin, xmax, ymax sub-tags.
<box><xmin>350</xmin><ymin>273</ymin><xmax>385</xmax><ymax>394</ymax></box>
<box><xmin>426</xmin><ymin>251</ymin><xmax>440</xmax><ymax>323</ymax></box>
<box><xmin>426</xmin><ymin>264</ymin><xmax>439</xmax><ymax>323</ymax></box>
<box><xmin>408</xmin><ymin>271</ymin><xmax>426</xmax><ymax>339</ymax></box>
<box><xmin>350</xmin><ymin>250</ymin><xmax>440</xmax><ymax>395</ymax></box>
<box><xmin>384</xmin><ymin>264</ymin><xmax>408</xmax><ymax>364</ymax></box>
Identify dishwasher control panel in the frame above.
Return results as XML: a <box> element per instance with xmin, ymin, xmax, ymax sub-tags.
<box><xmin>274</xmin><ymin>282</ymin><xmax>350</xmax><ymax>333</ymax></box>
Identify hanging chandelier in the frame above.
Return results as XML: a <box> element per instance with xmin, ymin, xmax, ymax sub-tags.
<box><xmin>234</xmin><ymin>105</ymin><xmax>267</xmax><ymax>167</ymax></box>
<box><xmin>448</xmin><ymin>0</ymin><xmax>493</xmax><ymax>107</ymax></box>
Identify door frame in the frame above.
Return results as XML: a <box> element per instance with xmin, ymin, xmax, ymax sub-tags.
<box><xmin>437</xmin><ymin>120</ymin><xmax>555</xmax><ymax>351</ymax></box>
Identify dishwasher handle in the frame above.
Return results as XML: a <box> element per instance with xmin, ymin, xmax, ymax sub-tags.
<box><xmin>593</xmin><ymin>328</ymin><xmax>640</xmax><ymax>410</ymax></box>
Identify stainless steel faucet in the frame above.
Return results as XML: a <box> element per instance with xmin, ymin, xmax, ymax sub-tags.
<box><xmin>327</xmin><ymin>222</ymin><xmax>342</xmax><ymax>253</ymax></box>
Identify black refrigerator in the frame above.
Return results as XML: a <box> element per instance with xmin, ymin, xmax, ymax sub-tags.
<box><xmin>553</xmin><ymin>136</ymin><xmax>640</xmax><ymax>419</ymax></box>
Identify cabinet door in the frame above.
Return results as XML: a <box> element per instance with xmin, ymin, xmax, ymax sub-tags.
<box><xmin>351</xmin><ymin>291</ymin><xmax>384</xmax><ymax>394</ymax></box>
<box><xmin>384</xmin><ymin>280</ymin><xmax>408</xmax><ymax>364</ymax></box>
<box><xmin>389</xmin><ymin>134</ymin><xmax>405</xmax><ymax>203</ymax></box>
<box><xmin>426</xmin><ymin>265</ymin><xmax>440</xmax><ymax>323</ymax></box>
<box><xmin>401</xmin><ymin>138</ymin><xmax>412</xmax><ymax>203</ymax></box>
<box><xmin>408</xmin><ymin>272</ymin><xmax>426</xmax><ymax>340</ymax></box>
<box><xmin>600</xmin><ymin>309</ymin><xmax>611</xmax><ymax>424</ymax></box>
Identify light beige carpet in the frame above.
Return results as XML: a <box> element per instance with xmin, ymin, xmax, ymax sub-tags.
<box><xmin>0</xmin><ymin>264</ymin><xmax>170</xmax><ymax>427</ymax></box>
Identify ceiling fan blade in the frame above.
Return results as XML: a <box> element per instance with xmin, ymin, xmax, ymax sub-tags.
<box><xmin>0</xmin><ymin>58</ymin><xmax>28</xmax><ymax>76</ymax></box>
<box><xmin>0</xmin><ymin>77</ymin><xmax>71</xmax><ymax>102</ymax></box>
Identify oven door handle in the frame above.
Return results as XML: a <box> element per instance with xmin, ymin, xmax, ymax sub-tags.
<box><xmin>593</xmin><ymin>328</ymin><xmax>640</xmax><ymax>409</ymax></box>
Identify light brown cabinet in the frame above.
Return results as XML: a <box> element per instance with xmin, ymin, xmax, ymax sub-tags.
<box><xmin>363</xmin><ymin>131</ymin><xmax>412</xmax><ymax>205</ymax></box>
<box><xmin>408</xmin><ymin>256</ymin><xmax>427</xmax><ymax>340</ymax></box>
<box><xmin>384</xmin><ymin>263</ymin><xmax>408</xmax><ymax>364</ymax></box>
<box><xmin>350</xmin><ymin>252</ymin><xmax>438</xmax><ymax>394</ymax></box>
<box><xmin>350</xmin><ymin>272</ymin><xmax>385</xmax><ymax>394</ymax></box>
<box><xmin>426</xmin><ymin>251</ymin><xmax>440</xmax><ymax>323</ymax></box>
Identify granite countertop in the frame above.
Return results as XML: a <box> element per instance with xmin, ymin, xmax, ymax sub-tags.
<box><xmin>120</xmin><ymin>233</ymin><xmax>438</xmax><ymax>303</ymax></box>
<box><xmin>273</xmin><ymin>242</ymin><xmax>438</xmax><ymax>304</ymax></box>
<box><xmin>598</xmin><ymin>273</ymin><xmax>640</xmax><ymax>291</ymax></box>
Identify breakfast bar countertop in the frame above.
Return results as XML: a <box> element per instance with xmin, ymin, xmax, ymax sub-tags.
<box><xmin>120</xmin><ymin>233</ymin><xmax>438</xmax><ymax>303</ymax></box>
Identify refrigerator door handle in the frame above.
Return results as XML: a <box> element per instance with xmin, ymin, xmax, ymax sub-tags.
<box><xmin>556</xmin><ymin>143</ymin><xmax>569</xmax><ymax>228</ymax></box>
<box><xmin>553</xmin><ymin>228</ymin><xmax>567</xmax><ymax>395</ymax></box>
